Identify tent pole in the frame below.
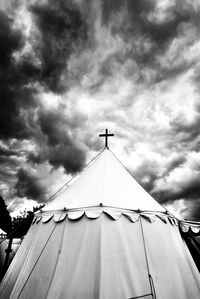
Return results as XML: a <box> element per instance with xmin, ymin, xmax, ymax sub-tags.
<box><xmin>1</xmin><ymin>237</ymin><xmax>13</xmax><ymax>280</ymax></box>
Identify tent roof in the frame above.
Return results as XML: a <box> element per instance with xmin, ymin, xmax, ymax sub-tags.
<box><xmin>44</xmin><ymin>148</ymin><xmax>166</xmax><ymax>212</ymax></box>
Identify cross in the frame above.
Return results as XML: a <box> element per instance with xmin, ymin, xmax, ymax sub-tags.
<box><xmin>99</xmin><ymin>129</ymin><xmax>114</xmax><ymax>148</ymax></box>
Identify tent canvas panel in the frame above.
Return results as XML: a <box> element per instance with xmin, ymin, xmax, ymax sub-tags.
<box><xmin>45</xmin><ymin>215</ymin><xmax>150</xmax><ymax>299</ymax></box>
<box><xmin>141</xmin><ymin>218</ymin><xmax>200</xmax><ymax>298</ymax></box>
<box><xmin>9</xmin><ymin>219</ymin><xmax>62</xmax><ymax>299</ymax></box>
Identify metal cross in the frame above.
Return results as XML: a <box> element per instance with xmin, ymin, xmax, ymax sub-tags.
<box><xmin>99</xmin><ymin>129</ymin><xmax>114</xmax><ymax>148</ymax></box>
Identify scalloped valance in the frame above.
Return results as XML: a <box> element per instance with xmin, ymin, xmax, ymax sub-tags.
<box><xmin>33</xmin><ymin>207</ymin><xmax>178</xmax><ymax>226</ymax></box>
<box><xmin>179</xmin><ymin>221</ymin><xmax>200</xmax><ymax>234</ymax></box>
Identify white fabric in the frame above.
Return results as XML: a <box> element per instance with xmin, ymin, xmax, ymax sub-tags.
<box><xmin>141</xmin><ymin>218</ymin><xmax>200</xmax><ymax>298</ymax></box>
<box><xmin>35</xmin><ymin>207</ymin><xmax>168</xmax><ymax>222</ymax></box>
<box><xmin>180</xmin><ymin>220</ymin><xmax>200</xmax><ymax>234</ymax></box>
<box><xmin>1</xmin><ymin>214</ymin><xmax>200</xmax><ymax>299</ymax></box>
<box><xmin>44</xmin><ymin>149</ymin><xmax>166</xmax><ymax>212</ymax></box>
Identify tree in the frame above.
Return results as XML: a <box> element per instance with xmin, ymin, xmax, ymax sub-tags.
<box><xmin>0</xmin><ymin>195</ymin><xmax>12</xmax><ymax>233</ymax></box>
<box><xmin>11</xmin><ymin>204</ymin><xmax>44</xmax><ymax>238</ymax></box>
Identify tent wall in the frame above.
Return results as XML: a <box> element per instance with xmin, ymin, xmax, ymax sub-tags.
<box><xmin>141</xmin><ymin>218</ymin><xmax>200</xmax><ymax>298</ymax></box>
<box><xmin>0</xmin><ymin>214</ymin><xmax>200</xmax><ymax>299</ymax></box>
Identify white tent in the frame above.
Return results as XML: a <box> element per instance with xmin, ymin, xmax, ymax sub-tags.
<box><xmin>0</xmin><ymin>148</ymin><xmax>200</xmax><ymax>298</ymax></box>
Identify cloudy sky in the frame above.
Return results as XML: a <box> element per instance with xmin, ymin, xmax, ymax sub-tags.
<box><xmin>1</xmin><ymin>0</ymin><xmax>200</xmax><ymax>221</ymax></box>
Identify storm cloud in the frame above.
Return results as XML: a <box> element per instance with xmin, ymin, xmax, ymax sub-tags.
<box><xmin>30</xmin><ymin>1</ymin><xmax>88</xmax><ymax>92</ymax></box>
<box><xmin>0</xmin><ymin>0</ymin><xmax>200</xmax><ymax>220</ymax></box>
<box><xmin>0</xmin><ymin>1</ymin><xmax>88</xmax><ymax>211</ymax></box>
<box><xmin>15</xmin><ymin>168</ymin><xmax>47</xmax><ymax>202</ymax></box>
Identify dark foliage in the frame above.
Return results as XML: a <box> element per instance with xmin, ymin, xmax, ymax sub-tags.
<box><xmin>0</xmin><ymin>195</ymin><xmax>12</xmax><ymax>233</ymax></box>
<box><xmin>11</xmin><ymin>205</ymin><xmax>44</xmax><ymax>238</ymax></box>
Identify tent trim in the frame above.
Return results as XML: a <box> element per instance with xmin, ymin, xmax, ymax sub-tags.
<box><xmin>180</xmin><ymin>221</ymin><xmax>200</xmax><ymax>235</ymax></box>
<box><xmin>33</xmin><ymin>208</ymin><xmax>178</xmax><ymax>225</ymax></box>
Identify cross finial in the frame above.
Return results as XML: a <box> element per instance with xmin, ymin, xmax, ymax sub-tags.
<box><xmin>99</xmin><ymin>129</ymin><xmax>114</xmax><ymax>148</ymax></box>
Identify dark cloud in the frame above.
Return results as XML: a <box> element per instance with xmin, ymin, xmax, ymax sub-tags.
<box><xmin>0</xmin><ymin>9</ymin><xmax>40</xmax><ymax>140</ymax></box>
<box><xmin>0</xmin><ymin>169</ymin><xmax>15</xmax><ymax>181</ymax></box>
<box><xmin>165</xmin><ymin>155</ymin><xmax>186</xmax><ymax>174</ymax></box>
<box><xmin>15</xmin><ymin>168</ymin><xmax>48</xmax><ymax>203</ymax></box>
<box><xmin>0</xmin><ymin>3</ymin><xmax>87</xmax><ymax>178</ymax></box>
<box><xmin>170</xmin><ymin>114</ymin><xmax>200</xmax><ymax>144</ymax></box>
<box><xmin>186</xmin><ymin>200</ymin><xmax>200</xmax><ymax>221</ymax></box>
<box><xmin>133</xmin><ymin>152</ymin><xmax>200</xmax><ymax>222</ymax></box>
<box><xmin>103</xmin><ymin>0</ymin><xmax>189</xmax><ymax>45</ymax></box>
<box><xmin>98</xmin><ymin>0</ymin><xmax>196</xmax><ymax>89</ymax></box>
<box><xmin>0</xmin><ymin>155</ymin><xmax>19</xmax><ymax>166</ymax></box>
<box><xmin>152</xmin><ymin>175</ymin><xmax>200</xmax><ymax>204</ymax></box>
<box><xmin>0</xmin><ymin>11</ymin><xmax>23</xmax><ymax>66</ymax></box>
<box><xmin>27</xmin><ymin>152</ymin><xmax>44</xmax><ymax>165</ymax></box>
<box><xmin>139</xmin><ymin>12</ymin><xmax>189</xmax><ymax>44</ymax></box>
<box><xmin>131</xmin><ymin>1</ymin><xmax>190</xmax><ymax>45</ymax></box>
<box><xmin>102</xmin><ymin>0</ymin><xmax>155</xmax><ymax>25</ymax></box>
<box><xmin>0</xmin><ymin>145</ymin><xmax>21</xmax><ymax>180</ymax></box>
<box><xmin>134</xmin><ymin>154</ymin><xmax>186</xmax><ymax>193</ymax></box>
<box><xmin>38</xmin><ymin>110</ymin><xmax>71</xmax><ymax>146</ymax></box>
<box><xmin>0</xmin><ymin>146</ymin><xmax>20</xmax><ymax>157</ymax></box>
<box><xmin>37</xmin><ymin>109</ymin><xmax>86</xmax><ymax>173</ymax></box>
<box><xmin>30</xmin><ymin>0</ymin><xmax>88</xmax><ymax>92</ymax></box>
<box><xmin>48</xmin><ymin>144</ymin><xmax>85</xmax><ymax>174</ymax></box>
<box><xmin>28</xmin><ymin>143</ymin><xmax>86</xmax><ymax>174</ymax></box>
<box><xmin>0</xmin><ymin>7</ymin><xmax>87</xmax><ymax>211</ymax></box>
<box><xmin>0</xmin><ymin>145</ymin><xmax>19</xmax><ymax>188</ymax></box>
<box><xmin>0</xmin><ymin>0</ymin><xmax>88</xmax><ymax>137</ymax></box>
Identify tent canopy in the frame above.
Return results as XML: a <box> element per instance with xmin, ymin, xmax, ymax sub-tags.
<box><xmin>44</xmin><ymin>148</ymin><xmax>166</xmax><ymax>212</ymax></box>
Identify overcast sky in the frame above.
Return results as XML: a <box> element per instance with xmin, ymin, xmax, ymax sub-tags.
<box><xmin>1</xmin><ymin>0</ymin><xmax>200</xmax><ymax>220</ymax></box>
